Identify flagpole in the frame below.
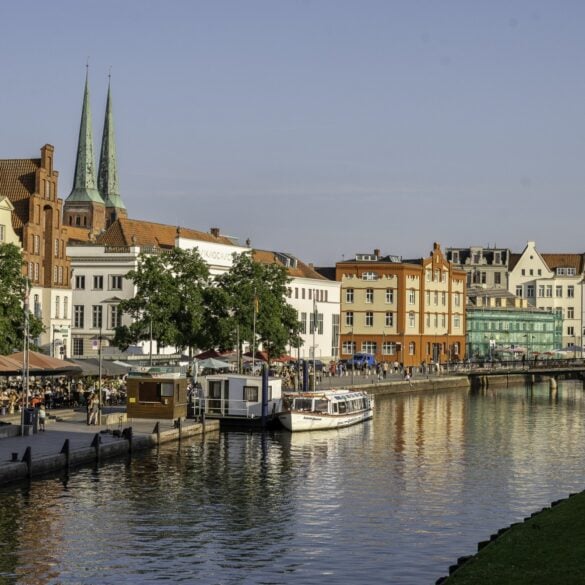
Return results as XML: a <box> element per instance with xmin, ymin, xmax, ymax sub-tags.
<box><xmin>252</xmin><ymin>288</ymin><xmax>257</xmax><ymax>372</ymax></box>
<box><xmin>312</xmin><ymin>298</ymin><xmax>317</xmax><ymax>391</ymax></box>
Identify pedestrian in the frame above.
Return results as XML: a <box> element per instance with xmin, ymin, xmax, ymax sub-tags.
<box><xmin>383</xmin><ymin>362</ymin><xmax>388</xmax><ymax>379</ymax></box>
<box><xmin>38</xmin><ymin>402</ymin><xmax>46</xmax><ymax>431</ymax></box>
<box><xmin>88</xmin><ymin>394</ymin><xmax>99</xmax><ymax>425</ymax></box>
<box><xmin>404</xmin><ymin>370</ymin><xmax>412</xmax><ymax>387</ymax></box>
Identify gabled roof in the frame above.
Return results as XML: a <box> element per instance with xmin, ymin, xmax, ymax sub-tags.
<box><xmin>0</xmin><ymin>157</ymin><xmax>38</xmax><ymax>230</ymax></box>
<box><xmin>96</xmin><ymin>218</ymin><xmax>237</xmax><ymax>248</ymax></box>
<box><xmin>252</xmin><ymin>249</ymin><xmax>327</xmax><ymax>280</ymax></box>
<box><xmin>509</xmin><ymin>251</ymin><xmax>584</xmax><ymax>273</ymax></box>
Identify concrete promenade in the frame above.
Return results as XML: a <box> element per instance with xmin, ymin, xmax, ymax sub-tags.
<box><xmin>0</xmin><ymin>409</ymin><xmax>218</xmax><ymax>487</ymax></box>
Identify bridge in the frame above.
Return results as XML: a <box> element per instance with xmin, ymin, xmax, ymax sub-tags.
<box><xmin>464</xmin><ymin>359</ymin><xmax>585</xmax><ymax>390</ymax></box>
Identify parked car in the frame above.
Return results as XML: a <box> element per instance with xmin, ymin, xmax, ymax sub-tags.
<box><xmin>346</xmin><ymin>353</ymin><xmax>377</xmax><ymax>369</ymax></box>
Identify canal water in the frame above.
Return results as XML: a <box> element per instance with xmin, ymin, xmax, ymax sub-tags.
<box><xmin>2</xmin><ymin>381</ymin><xmax>585</xmax><ymax>584</ymax></box>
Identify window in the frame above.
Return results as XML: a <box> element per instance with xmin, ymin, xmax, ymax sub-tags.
<box><xmin>73</xmin><ymin>338</ymin><xmax>84</xmax><ymax>356</ymax></box>
<box><xmin>310</xmin><ymin>312</ymin><xmax>323</xmax><ymax>334</ymax></box>
<box><xmin>365</xmin><ymin>288</ymin><xmax>374</xmax><ymax>303</ymax></box>
<box><xmin>538</xmin><ymin>285</ymin><xmax>544</xmax><ymax>297</ymax></box>
<box><xmin>345</xmin><ymin>311</ymin><xmax>354</xmax><ymax>326</ymax></box>
<box><xmin>426</xmin><ymin>270</ymin><xmax>431</xmax><ymax>281</ymax></box>
<box><xmin>434</xmin><ymin>291</ymin><xmax>438</xmax><ymax>305</ymax></box>
<box><xmin>385</xmin><ymin>288</ymin><xmax>394</xmax><ymax>304</ymax></box>
<box><xmin>302</xmin><ymin>288</ymin><xmax>305</xmax><ymax>299</ymax></box>
<box><xmin>295</xmin><ymin>288</ymin><xmax>298</xmax><ymax>299</ymax></box>
<box><xmin>454</xmin><ymin>315</ymin><xmax>461</xmax><ymax>328</ymax></box>
<box><xmin>521</xmin><ymin>269</ymin><xmax>525</xmax><ymax>276</ymax></box>
<box><xmin>110</xmin><ymin>305</ymin><xmax>122</xmax><ymax>329</ymax></box>
<box><xmin>299</xmin><ymin>312</ymin><xmax>307</xmax><ymax>334</ymax></box>
<box><xmin>74</xmin><ymin>305</ymin><xmax>84</xmax><ymax>328</ymax></box>
<box><xmin>426</xmin><ymin>314</ymin><xmax>430</xmax><ymax>327</ymax></box>
<box><xmin>408</xmin><ymin>289</ymin><xmax>416</xmax><ymax>305</ymax></box>
<box><xmin>53</xmin><ymin>267</ymin><xmax>58</xmax><ymax>283</ymax></box>
<box><xmin>0</xmin><ymin>224</ymin><xmax>4</xmax><ymax>242</ymax></box>
<box><xmin>34</xmin><ymin>263</ymin><xmax>39</xmax><ymax>281</ymax></box>
<box><xmin>382</xmin><ymin>342</ymin><xmax>396</xmax><ymax>355</ymax></box>
<box><xmin>58</xmin><ymin>266</ymin><xmax>63</xmax><ymax>284</ymax></box>
<box><xmin>568</xmin><ymin>326</ymin><xmax>575</xmax><ymax>336</ymax></box>
<box><xmin>342</xmin><ymin>340</ymin><xmax>356</xmax><ymax>355</ymax></box>
<box><xmin>441</xmin><ymin>314</ymin><xmax>446</xmax><ymax>327</ymax></box>
<box><xmin>454</xmin><ymin>293</ymin><xmax>460</xmax><ymax>307</ymax></box>
<box><xmin>110</xmin><ymin>275</ymin><xmax>123</xmax><ymax>290</ymax></box>
<box><xmin>55</xmin><ymin>296</ymin><xmax>60</xmax><ymax>319</ymax></box>
<box><xmin>63</xmin><ymin>297</ymin><xmax>68</xmax><ymax>319</ymax></box>
<box><xmin>54</xmin><ymin>239</ymin><xmax>59</xmax><ymax>257</ymax></box>
<box><xmin>345</xmin><ymin>288</ymin><xmax>354</xmax><ymax>303</ymax></box>
<box><xmin>494</xmin><ymin>252</ymin><xmax>501</xmax><ymax>264</ymax></box>
<box><xmin>308</xmin><ymin>289</ymin><xmax>312</xmax><ymax>300</ymax></box>
<box><xmin>93</xmin><ymin>275</ymin><xmax>104</xmax><ymax>290</ymax></box>
<box><xmin>409</xmin><ymin>341</ymin><xmax>415</xmax><ymax>355</ymax></box>
<box><xmin>494</xmin><ymin>272</ymin><xmax>501</xmax><ymax>285</ymax></box>
<box><xmin>361</xmin><ymin>341</ymin><xmax>377</xmax><ymax>354</ymax></box>
<box><xmin>385</xmin><ymin>312</ymin><xmax>394</xmax><ymax>327</ymax></box>
<box><xmin>568</xmin><ymin>286</ymin><xmax>575</xmax><ymax>298</ymax></box>
<box><xmin>365</xmin><ymin>312</ymin><xmax>374</xmax><ymax>327</ymax></box>
<box><xmin>568</xmin><ymin>307</ymin><xmax>575</xmax><ymax>319</ymax></box>
<box><xmin>442</xmin><ymin>292</ymin><xmax>446</xmax><ymax>305</ymax></box>
<box><xmin>243</xmin><ymin>386</ymin><xmax>259</xmax><ymax>402</ymax></box>
<box><xmin>546</xmin><ymin>285</ymin><xmax>552</xmax><ymax>297</ymax></box>
<box><xmin>92</xmin><ymin>305</ymin><xmax>103</xmax><ymax>329</ymax></box>
<box><xmin>75</xmin><ymin>275</ymin><xmax>85</xmax><ymax>290</ymax></box>
<box><xmin>556</xmin><ymin>285</ymin><xmax>563</xmax><ymax>297</ymax></box>
<box><xmin>527</xmin><ymin>285</ymin><xmax>535</xmax><ymax>297</ymax></box>
<box><xmin>362</xmin><ymin>271</ymin><xmax>378</xmax><ymax>281</ymax></box>
<box><xmin>516</xmin><ymin>285</ymin><xmax>523</xmax><ymax>297</ymax></box>
<box><xmin>408</xmin><ymin>312</ymin><xmax>415</xmax><ymax>328</ymax></box>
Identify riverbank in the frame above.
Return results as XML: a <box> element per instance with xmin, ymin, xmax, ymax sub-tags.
<box><xmin>0</xmin><ymin>410</ymin><xmax>219</xmax><ymax>487</ymax></box>
<box><xmin>438</xmin><ymin>489</ymin><xmax>585</xmax><ymax>584</ymax></box>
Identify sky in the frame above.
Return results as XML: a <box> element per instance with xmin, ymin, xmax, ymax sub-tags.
<box><xmin>2</xmin><ymin>1</ymin><xmax>585</xmax><ymax>265</ymax></box>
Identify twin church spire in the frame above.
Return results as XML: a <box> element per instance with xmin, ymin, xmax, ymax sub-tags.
<box><xmin>64</xmin><ymin>70</ymin><xmax>127</xmax><ymax>232</ymax></box>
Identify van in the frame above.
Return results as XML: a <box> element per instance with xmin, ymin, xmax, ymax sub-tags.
<box><xmin>346</xmin><ymin>353</ymin><xmax>376</xmax><ymax>369</ymax></box>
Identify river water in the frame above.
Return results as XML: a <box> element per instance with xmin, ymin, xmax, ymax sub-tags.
<box><xmin>2</xmin><ymin>381</ymin><xmax>585</xmax><ymax>584</ymax></box>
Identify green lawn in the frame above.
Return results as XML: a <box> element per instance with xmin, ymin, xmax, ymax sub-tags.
<box><xmin>443</xmin><ymin>491</ymin><xmax>585</xmax><ymax>584</ymax></box>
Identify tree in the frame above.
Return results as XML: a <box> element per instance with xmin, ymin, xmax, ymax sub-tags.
<box><xmin>113</xmin><ymin>248</ymin><xmax>210</xmax><ymax>357</ymax></box>
<box><xmin>215</xmin><ymin>252</ymin><xmax>302</xmax><ymax>362</ymax></box>
<box><xmin>0</xmin><ymin>243</ymin><xmax>44</xmax><ymax>354</ymax></box>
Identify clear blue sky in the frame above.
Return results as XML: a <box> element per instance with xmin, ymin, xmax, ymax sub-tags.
<box><xmin>2</xmin><ymin>1</ymin><xmax>584</xmax><ymax>264</ymax></box>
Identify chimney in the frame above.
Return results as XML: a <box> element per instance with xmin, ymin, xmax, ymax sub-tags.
<box><xmin>374</xmin><ymin>249</ymin><xmax>380</xmax><ymax>258</ymax></box>
<box><xmin>210</xmin><ymin>227</ymin><xmax>220</xmax><ymax>238</ymax></box>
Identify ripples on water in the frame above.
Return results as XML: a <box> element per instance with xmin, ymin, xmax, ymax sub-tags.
<box><xmin>2</xmin><ymin>382</ymin><xmax>585</xmax><ymax>584</ymax></box>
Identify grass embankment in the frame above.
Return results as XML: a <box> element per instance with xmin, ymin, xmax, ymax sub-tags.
<box><xmin>443</xmin><ymin>491</ymin><xmax>585</xmax><ymax>585</ymax></box>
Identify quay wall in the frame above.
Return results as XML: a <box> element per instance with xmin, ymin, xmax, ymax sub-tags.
<box><xmin>350</xmin><ymin>375</ymin><xmax>471</xmax><ymax>396</ymax></box>
<box><xmin>0</xmin><ymin>420</ymin><xmax>219</xmax><ymax>487</ymax></box>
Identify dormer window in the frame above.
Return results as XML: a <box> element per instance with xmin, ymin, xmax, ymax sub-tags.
<box><xmin>362</xmin><ymin>271</ymin><xmax>378</xmax><ymax>281</ymax></box>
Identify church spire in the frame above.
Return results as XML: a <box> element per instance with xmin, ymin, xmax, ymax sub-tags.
<box><xmin>66</xmin><ymin>70</ymin><xmax>103</xmax><ymax>204</ymax></box>
<box><xmin>98</xmin><ymin>76</ymin><xmax>126</xmax><ymax>216</ymax></box>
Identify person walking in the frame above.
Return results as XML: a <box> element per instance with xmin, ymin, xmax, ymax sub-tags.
<box><xmin>88</xmin><ymin>394</ymin><xmax>99</xmax><ymax>425</ymax></box>
<box><xmin>38</xmin><ymin>403</ymin><xmax>46</xmax><ymax>431</ymax></box>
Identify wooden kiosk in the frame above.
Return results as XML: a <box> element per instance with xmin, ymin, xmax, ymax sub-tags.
<box><xmin>126</xmin><ymin>367</ymin><xmax>188</xmax><ymax>420</ymax></box>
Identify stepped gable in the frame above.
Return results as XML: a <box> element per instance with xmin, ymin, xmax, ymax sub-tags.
<box><xmin>96</xmin><ymin>218</ymin><xmax>237</xmax><ymax>248</ymax></box>
<box><xmin>252</xmin><ymin>249</ymin><xmax>327</xmax><ymax>280</ymax></box>
<box><xmin>0</xmin><ymin>157</ymin><xmax>39</xmax><ymax>230</ymax></box>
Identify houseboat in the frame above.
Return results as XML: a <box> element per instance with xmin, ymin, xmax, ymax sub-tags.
<box><xmin>278</xmin><ymin>389</ymin><xmax>374</xmax><ymax>432</ymax></box>
<box><xmin>198</xmin><ymin>374</ymin><xmax>283</xmax><ymax>429</ymax></box>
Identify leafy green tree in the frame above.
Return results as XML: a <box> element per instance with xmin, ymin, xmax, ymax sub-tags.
<box><xmin>0</xmin><ymin>243</ymin><xmax>44</xmax><ymax>354</ymax></box>
<box><xmin>113</xmin><ymin>248</ymin><xmax>210</xmax><ymax>357</ymax></box>
<box><xmin>215</xmin><ymin>252</ymin><xmax>302</xmax><ymax>362</ymax></box>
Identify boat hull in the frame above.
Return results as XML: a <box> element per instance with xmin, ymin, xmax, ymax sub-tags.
<box><xmin>278</xmin><ymin>408</ymin><xmax>373</xmax><ymax>432</ymax></box>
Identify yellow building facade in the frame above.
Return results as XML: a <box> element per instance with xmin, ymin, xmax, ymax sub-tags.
<box><xmin>336</xmin><ymin>243</ymin><xmax>466</xmax><ymax>368</ymax></box>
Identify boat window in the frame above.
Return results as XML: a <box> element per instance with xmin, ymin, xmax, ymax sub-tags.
<box><xmin>243</xmin><ymin>386</ymin><xmax>259</xmax><ymax>402</ymax></box>
<box><xmin>293</xmin><ymin>398</ymin><xmax>313</xmax><ymax>411</ymax></box>
<box><xmin>333</xmin><ymin>403</ymin><xmax>338</xmax><ymax>413</ymax></box>
<box><xmin>314</xmin><ymin>399</ymin><xmax>328</xmax><ymax>413</ymax></box>
<box><xmin>338</xmin><ymin>401</ymin><xmax>347</xmax><ymax>414</ymax></box>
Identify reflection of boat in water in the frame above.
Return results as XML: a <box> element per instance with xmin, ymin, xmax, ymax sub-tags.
<box><xmin>278</xmin><ymin>389</ymin><xmax>374</xmax><ymax>432</ymax></box>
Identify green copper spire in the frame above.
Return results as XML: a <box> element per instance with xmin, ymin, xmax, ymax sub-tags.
<box><xmin>67</xmin><ymin>72</ymin><xmax>104</xmax><ymax>204</ymax></box>
<box><xmin>98</xmin><ymin>79</ymin><xmax>126</xmax><ymax>211</ymax></box>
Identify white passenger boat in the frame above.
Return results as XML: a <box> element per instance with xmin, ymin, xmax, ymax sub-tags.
<box><xmin>278</xmin><ymin>389</ymin><xmax>374</xmax><ymax>432</ymax></box>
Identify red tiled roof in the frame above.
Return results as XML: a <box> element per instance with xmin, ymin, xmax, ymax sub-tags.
<box><xmin>0</xmin><ymin>158</ymin><xmax>39</xmax><ymax>230</ymax></box>
<box><xmin>96</xmin><ymin>218</ymin><xmax>237</xmax><ymax>248</ymax></box>
<box><xmin>252</xmin><ymin>249</ymin><xmax>327</xmax><ymax>280</ymax></box>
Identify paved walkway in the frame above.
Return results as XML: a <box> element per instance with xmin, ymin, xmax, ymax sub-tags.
<box><xmin>0</xmin><ymin>408</ymin><xmax>186</xmax><ymax>467</ymax></box>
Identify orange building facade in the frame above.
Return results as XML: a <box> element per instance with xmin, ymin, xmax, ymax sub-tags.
<box><xmin>336</xmin><ymin>243</ymin><xmax>467</xmax><ymax>368</ymax></box>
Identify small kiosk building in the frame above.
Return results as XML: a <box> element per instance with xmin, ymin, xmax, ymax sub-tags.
<box><xmin>126</xmin><ymin>367</ymin><xmax>188</xmax><ymax>420</ymax></box>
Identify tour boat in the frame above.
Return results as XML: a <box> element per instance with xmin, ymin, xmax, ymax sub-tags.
<box><xmin>278</xmin><ymin>389</ymin><xmax>374</xmax><ymax>432</ymax></box>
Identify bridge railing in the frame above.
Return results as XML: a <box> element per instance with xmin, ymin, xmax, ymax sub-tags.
<box><xmin>445</xmin><ymin>358</ymin><xmax>585</xmax><ymax>373</ymax></box>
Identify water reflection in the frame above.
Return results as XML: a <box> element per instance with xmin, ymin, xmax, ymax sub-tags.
<box><xmin>1</xmin><ymin>381</ymin><xmax>585</xmax><ymax>584</ymax></box>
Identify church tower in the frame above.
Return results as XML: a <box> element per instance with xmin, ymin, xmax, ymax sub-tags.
<box><xmin>98</xmin><ymin>79</ymin><xmax>127</xmax><ymax>227</ymax></box>
<box><xmin>63</xmin><ymin>72</ymin><xmax>106</xmax><ymax>234</ymax></box>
